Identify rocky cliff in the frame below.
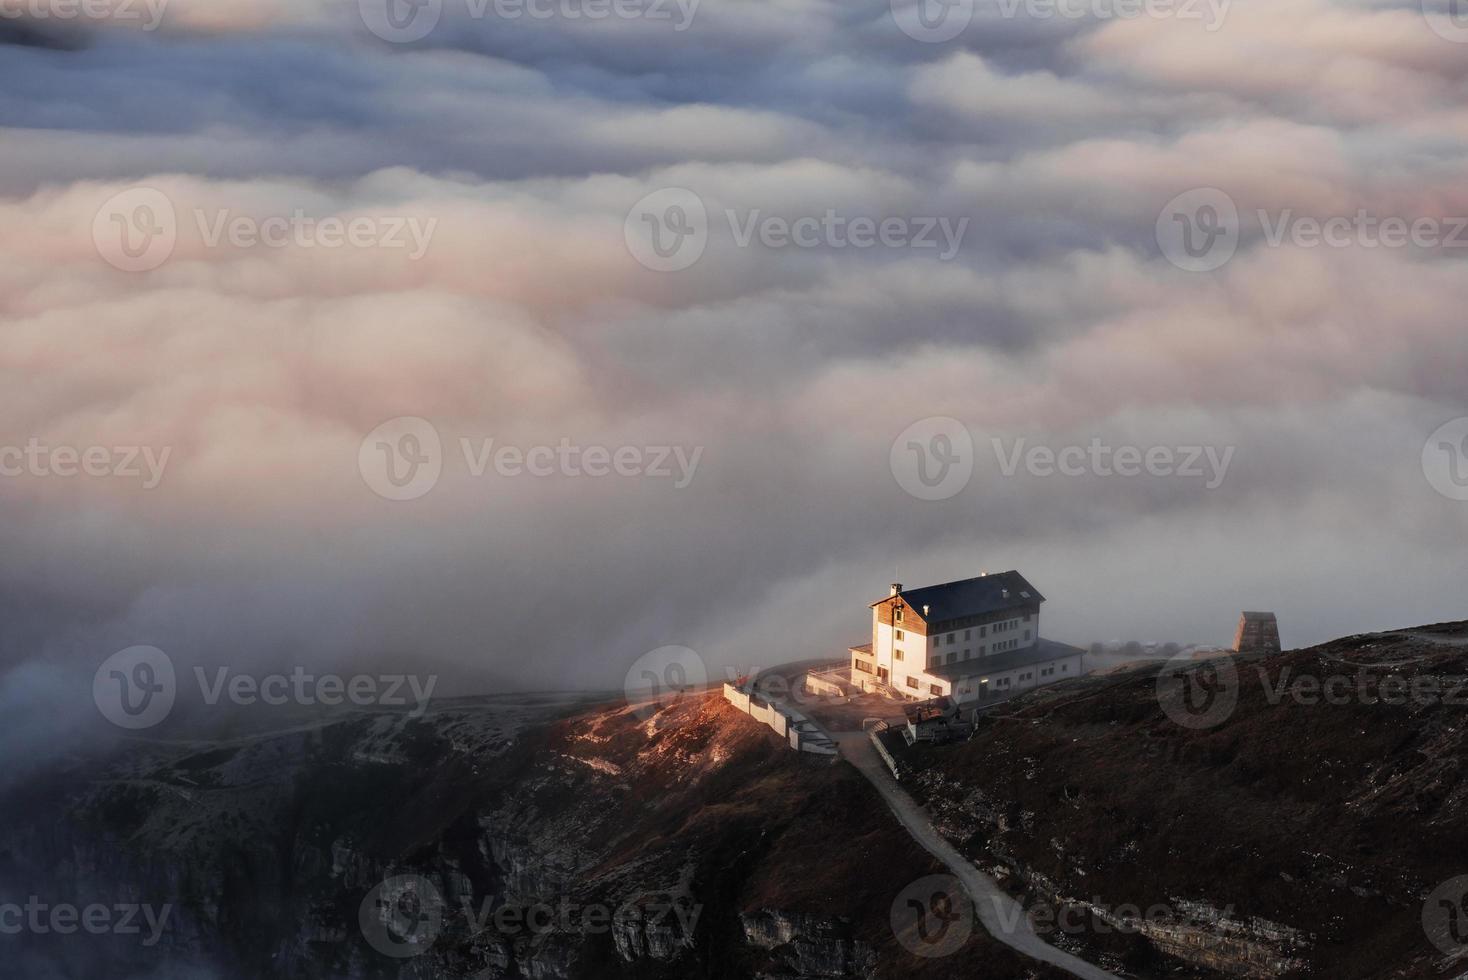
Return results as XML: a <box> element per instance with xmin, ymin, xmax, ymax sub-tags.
<box><xmin>1</xmin><ymin>689</ymin><xmax>1064</xmax><ymax>979</ymax></box>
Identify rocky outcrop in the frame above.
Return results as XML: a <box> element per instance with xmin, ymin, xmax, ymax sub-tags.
<box><xmin>740</xmin><ymin>910</ymin><xmax>877</xmax><ymax>979</ymax></box>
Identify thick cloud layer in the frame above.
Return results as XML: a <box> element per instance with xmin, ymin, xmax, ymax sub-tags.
<box><xmin>1</xmin><ymin>0</ymin><xmax>1466</xmax><ymax>758</ymax></box>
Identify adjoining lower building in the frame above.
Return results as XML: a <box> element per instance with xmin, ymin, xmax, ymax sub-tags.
<box><xmin>849</xmin><ymin>571</ymin><xmax>1085</xmax><ymax>703</ymax></box>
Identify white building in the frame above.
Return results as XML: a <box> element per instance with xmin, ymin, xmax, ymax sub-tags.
<box><xmin>849</xmin><ymin>571</ymin><xmax>1085</xmax><ymax>703</ymax></box>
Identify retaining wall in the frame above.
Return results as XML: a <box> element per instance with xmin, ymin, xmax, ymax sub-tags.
<box><xmin>723</xmin><ymin>683</ymin><xmax>837</xmax><ymax>755</ymax></box>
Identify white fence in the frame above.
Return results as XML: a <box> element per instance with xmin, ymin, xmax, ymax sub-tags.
<box><xmin>722</xmin><ymin>683</ymin><xmax>838</xmax><ymax>755</ymax></box>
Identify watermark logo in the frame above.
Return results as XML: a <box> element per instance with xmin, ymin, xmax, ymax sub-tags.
<box><xmin>891</xmin><ymin>0</ymin><xmax>974</xmax><ymax>43</ymax></box>
<box><xmin>1160</xmin><ymin>187</ymin><xmax>1468</xmax><ymax>271</ymax></box>
<box><xmin>1156</xmin><ymin>652</ymin><xmax>1238</xmax><ymax>729</ymax></box>
<box><xmin>360</xmin><ymin>0</ymin><xmax>443</xmax><ymax>41</ymax></box>
<box><xmin>94</xmin><ymin>647</ymin><xmax>437</xmax><ymax>728</ymax></box>
<box><xmin>0</xmin><ymin>0</ymin><xmax>170</xmax><ymax>31</ymax></box>
<box><xmin>93</xmin><ymin>187</ymin><xmax>177</xmax><ymax>273</ymax></box>
<box><xmin>993</xmin><ymin>0</ymin><xmax>1229</xmax><ymax>29</ymax></box>
<box><xmin>359</xmin><ymin>416</ymin><xmax>444</xmax><ymax>501</ymax></box>
<box><xmin>0</xmin><ymin>898</ymin><xmax>172</xmax><ymax>945</ymax></box>
<box><xmin>360</xmin><ymin>875</ymin><xmax>445</xmax><ymax>958</ymax></box>
<box><xmin>891</xmin><ymin>875</ymin><xmax>973</xmax><ymax>957</ymax></box>
<box><xmin>1423</xmin><ymin>876</ymin><xmax>1468</xmax><ymax>955</ymax></box>
<box><xmin>1423</xmin><ymin>0</ymin><xmax>1468</xmax><ymax>43</ymax></box>
<box><xmin>1423</xmin><ymin>418</ymin><xmax>1468</xmax><ymax>502</ymax></box>
<box><xmin>992</xmin><ymin>437</ymin><xmax>1234</xmax><ymax>489</ymax></box>
<box><xmin>0</xmin><ymin>440</ymin><xmax>171</xmax><ymax>488</ymax></box>
<box><xmin>1157</xmin><ymin>187</ymin><xmax>1239</xmax><ymax>273</ymax></box>
<box><xmin>624</xmin><ymin>645</ymin><xmax>708</xmax><ymax>721</ymax></box>
<box><xmin>891</xmin><ymin>417</ymin><xmax>974</xmax><ymax>501</ymax></box>
<box><xmin>625</xmin><ymin>188</ymin><xmax>708</xmax><ymax>272</ymax></box>
<box><xmin>95</xmin><ymin>187</ymin><xmax>437</xmax><ymax>271</ymax></box>
<box><xmin>626</xmin><ymin>189</ymin><xmax>968</xmax><ymax>271</ymax></box>
<box><xmin>358</xmin><ymin>419</ymin><xmax>704</xmax><ymax>500</ymax></box>
<box><xmin>93</xmin><ymin>646</ymin><xmax>176</xmax><ymax>730</ymax></box>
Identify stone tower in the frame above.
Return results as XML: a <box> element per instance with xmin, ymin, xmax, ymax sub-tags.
<box><xmin>1234</xmin><ymin>611</ymin><xmax>1281</xmax><ymax>654</ymax></box>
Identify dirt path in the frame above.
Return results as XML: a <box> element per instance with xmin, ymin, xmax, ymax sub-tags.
<box><xmin>834</xmin><ymin>733</ymin><xmax>1121</xmax><ymax>980</ymax></box>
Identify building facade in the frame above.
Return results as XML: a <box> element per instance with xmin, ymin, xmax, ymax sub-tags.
<box><xmin>849</xmin><ymin>571</ymin><xmax>1085</xmax><ymax>703</ymax></box>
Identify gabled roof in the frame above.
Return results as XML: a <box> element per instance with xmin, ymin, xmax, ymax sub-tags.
<box><xmin>873</xmin><ymin>571</ymin><xmax>1043</xmax><ymax>624</ymax></box>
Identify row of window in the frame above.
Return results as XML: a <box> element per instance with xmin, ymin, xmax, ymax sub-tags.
<box><xmin>928</xmin><ymin>631</ymin><xmax>1033</xmax><ymax>666</ymax></box>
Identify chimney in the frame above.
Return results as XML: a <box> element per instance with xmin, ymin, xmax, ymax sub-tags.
<box><xmin>923</xmin><ymin>604</ymin><xmax>930</xmax><ymax>617</ymax></box>
<box><xmin>890</xmin><ymin>583</ymin><xmax>902</xmax><ymax>597</ymax></box>
<box><xmin>1001</xmin><ymin>588</ymin><xmax>1010</xmax><ymax>599</ymax></box>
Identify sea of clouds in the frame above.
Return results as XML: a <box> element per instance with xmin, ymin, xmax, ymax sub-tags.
<box><xmin>0</xmin><ymin>0</ymin><xmax>1466</xmax><ymax>769</ymax></box>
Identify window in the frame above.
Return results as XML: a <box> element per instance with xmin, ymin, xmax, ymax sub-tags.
<box><xmin>947</xmin><ymin>632</ymin><xmax>956</xmax><ymax>643</ymax></box>
<box><xmin>930</xmin><ymin>684</ymin><xmax>943</xmax><ymax>696</ymax></box>
<box><xmin>1062</xmin><ymin>664</ymin><xmax>1068</xmax><ymax>672</ymax></box>
<box><xmin>964</xmin><ymin>629</ymin><xmax>971</xmax><ymax>640</ymax></box>
<box><xmin>894</xmin><ymin>649</ymin><xmax>904</xmax><ymax>661</ymax></box>
<box><xmin>1024</xmin><ymin>630</ymin><xmax>1031</xmax><ymax>641</ymax></box>
<box><xmin>980</xmin><ymin>626</ymin><xmax>988</xmax><ymax>638</ymax></box>
<box><xmin>962</xmin><ymin>648</ymin><xmax>970</xmax><ymax>658</ymax></box>
<box><xmin>906</xmin><ymin>677</ymin><xmax>919</xmax><ymax>690</ymax></box>
<box><xmin>896</xmin><ymin>629</ymin><xmax>904</xmax><ymax>639</ymax></box>
<box><xmin>895</xmin><ymin>608</ymin><xmax>902</xmax><ymax>622</ymax></box>
<box><xmin>947</xmin><ymin>653</ymin><xmax>957</xmax><ymax>665</ymax></box>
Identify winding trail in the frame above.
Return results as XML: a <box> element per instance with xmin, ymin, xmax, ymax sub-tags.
<box><xmin>834</xmin><ymin>733</ymin><xmax>1121</xmax><ymax>980</ymax></box>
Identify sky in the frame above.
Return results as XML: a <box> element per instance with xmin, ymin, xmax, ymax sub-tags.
<box><xmin>1</xmin><ymin>0</ymin><xmax>1467</xmax><ymax>758</ymax></box>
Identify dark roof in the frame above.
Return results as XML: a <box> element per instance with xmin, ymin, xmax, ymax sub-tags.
<box><xmin>875</xmin><ymin>571</ymin><xmax>1043</xmax><ymax>624</ymax></box>
<box><xmin>849</xmin><ymin>643</ymin><xmax>873</xmax><ymax>654</ymax></box>
<box><xmin>926</xmin><ymin>638</ymin><xmax>1084</xmax><ymax>680</ymax></box>
<box><xmin>1240</xmin><ymin>611</ymin><xmax>1278</xmax><ymax>621</ymax></box>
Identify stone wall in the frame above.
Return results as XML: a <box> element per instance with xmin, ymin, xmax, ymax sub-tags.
<box><xmin>722</xmin><ymin>683</ymin><xmax>837</xmax><ymax>755</ymax></box>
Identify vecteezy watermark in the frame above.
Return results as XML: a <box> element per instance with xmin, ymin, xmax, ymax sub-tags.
<box><xmin>1158</xmin><ymin>657</ymin><xmax>1468</xmax><ymax>730</ymax></box>
<box><xmin>890</xmin><ymin>0</ymin><xmax>1227</xmax><ymax>44</ymax></box>
<box><xmin>0</xmin><ymin>439</ymin><xmax>171</xmax><ymax>488</ymax></box>
<box><xmin>890</xmin><ymin>419</ymin><xmax>1234</xmax><ymax>501</ymax></box>
<box><xmin>1423</xmin><ymin>417</ymin><xmax>1468</xmax><ymax>502</ymax></box>
<box><xmin>1159</xmin><ymin>187</ymin><xmax>1468</xmax><ymax>272</ymax></box>
<box><xmin>992</xmin><ymin>895</ymin><xmax>1231</xmax><ymax>938</ymax></box>
<box><xmin>0</xmin><ymin>898</ymin><xmax>173</xmax><ymax>946</ymax></box>
<box><xmin>624</xmin><ymin>645</ymin><xmax>708</xmax><ymax>721</ymax></box>
<box><xmin>624</xmin><ymin>188</ymin><xmax>969</xmax><ymax>272</ymax></box>
<box><xmin>0</xmin><ymin>0</ymin><xmax>169</xmax><ymax>30</ymax></box>
<box><xmin>92</xmin><ymin>186</ymin><xmax>437</xmax><ymax>273</ymax></box>
<box><xmin>360</xmin><ymin>875</ymin><xmax>445</xmax><ymax>959</ymax></box>
<box><xmin>358</xmin><ymin>0</ymin><xmax>698</xmax><ymax>43</ymax></box>
<box><xmin>993</xmin><ymin>437</ymin><xmax>1235</xmax><ymax>489</ymax></box>
<box><xmin>358</xmin><ymin>417</ymin><xmax>704</xmax><ymax>501</ymax></box>
<box><xmin>1422</xmin><ymin>0</ymin><xmax>1468</xmax><ymax>44</ymax></box>
<box><xmin>93</xmin><ymin>647</ymin><xmax>437</xmax><ymax>729</ymax></box>
<box><xmin>1156</xmin><ymin>652</ymin><xmax>1240</xmax><ymax>730</ymax></box>
<box><xmin>1156</xmin><ymin>188</ymin><xmax>1240</xmax><ymax>272</ymax></box>
<box><xmin>891</xmin><ymin>875</ymin><xmax>974</xmax><ymax>958</ymax></box>
<box><xmin>93</xmin><ymin>646</ymin><xmax>177</xmax><ymax>730</ymax></box>
<box><xmin>358</xmin><ymin>874</ymin><xmax>701</xmax><ymax>959</ymax></box>
<box><xmin>890</xmin><ymin>417</ymin><xmax>975</xmax><ymax>501</ymax></box>
<box><xmin>1423</xmin><ymin>876</ymin><xmax>1468</xmax><ymax>956</ymax></box>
